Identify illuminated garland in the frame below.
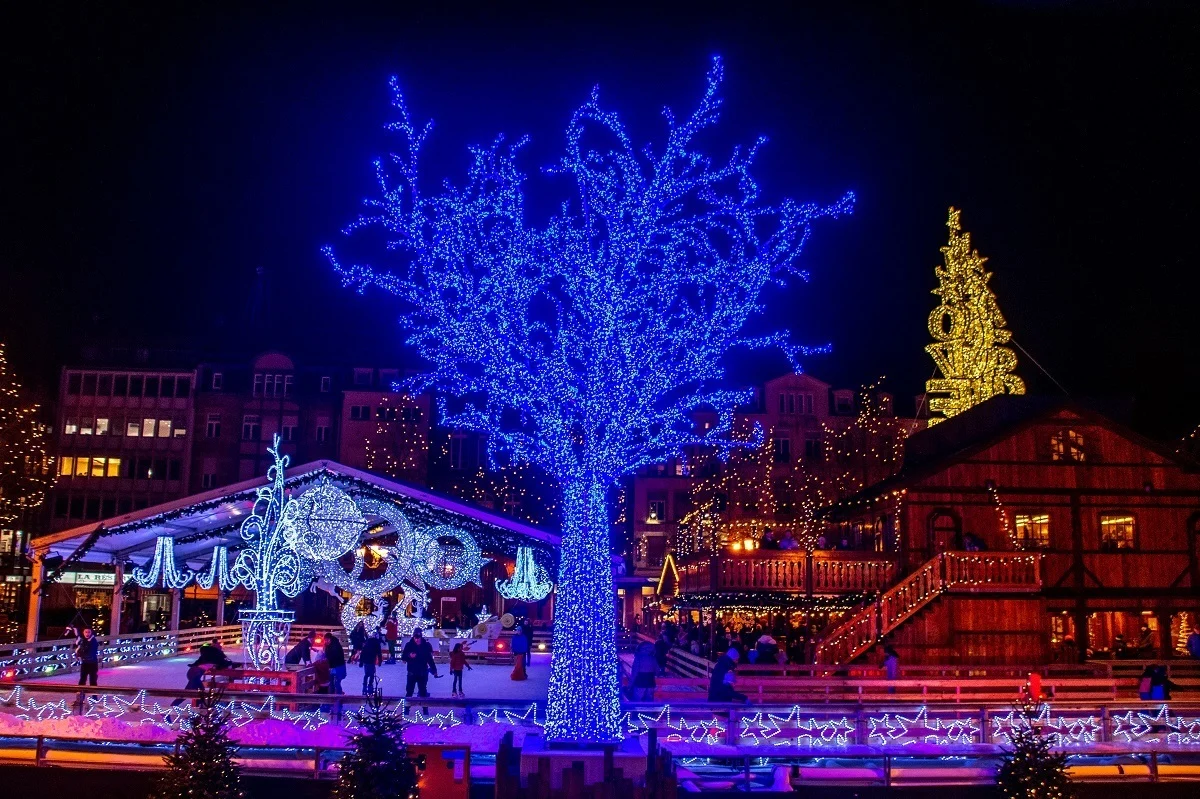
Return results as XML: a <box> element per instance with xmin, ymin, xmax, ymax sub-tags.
<box><xmin>496</xmin><ymin>546</ymin><xmax>553</xmax><ymax>602</ymax></box>
<box><xmin>925</xmin><ymin>208</ymin><xmax>1025</xmax><ymax>424</ymax></box>
<box><xmin>132</xmin><ymin>536</ymin><xmax>194</xmax><ymax>589</ymax></box>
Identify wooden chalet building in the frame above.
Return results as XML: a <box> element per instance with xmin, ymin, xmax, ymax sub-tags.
<box><xmin>813</xmin><ymin>396</ymin><xmax>1200</xmax><ymax>666</ymax></box>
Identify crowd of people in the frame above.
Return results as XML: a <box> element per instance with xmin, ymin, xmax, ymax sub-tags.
<box><xmin>645</xmin><ymin>616</ymin><xmax>826</xmax><ymax>666</ymax></box>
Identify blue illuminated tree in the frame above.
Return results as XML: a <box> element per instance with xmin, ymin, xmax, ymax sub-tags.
<box><xmin>326</xmin><ymin>57</ymin><xmax>853</xmax><ymax>743</ymax></box>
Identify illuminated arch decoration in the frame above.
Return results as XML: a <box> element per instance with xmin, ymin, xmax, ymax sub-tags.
<box><xmin>496</xmin><ymin>546</ymin><xmax>553</xmax><ymax>602</ymax></box>
<box><xmin>132</xmin><ymin>536</ymin><xmax>193</xmax><ymax>589</ymax></box>
<box><xmin>228</xmin><ymin>436</ymin><xmax>311</xmax><ymax>670</ymax></box>
<box><xmin>194</xmin><ymin>545</ymin><xmax>237</xmax><ymax>592</ymax></box>
<box><xmin>925</xmin><ymin>207</ymin><xmax>1025</xmax><ymax>424</ymax></box>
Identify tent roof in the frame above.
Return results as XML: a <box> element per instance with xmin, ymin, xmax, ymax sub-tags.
<box><xmin>34</xmin><ymin>460</ymin><xmax>564</xmax><ymax>572</ymax></box>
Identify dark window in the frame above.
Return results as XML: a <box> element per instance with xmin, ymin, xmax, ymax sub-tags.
<box><xmin>67</xmin><ymin>373</ymin><xmax>82</xmax><ymax>394</ymax></box>
<box><xmin>175</xmin><ymin>377</ymin><xmax>191</xmax><ymax>397</ymax></box>
<box><xmin>772</xmin><ymin>438</ymin><xmax>791</xmax><ymax>463</ymax></box>
<box><xmin>212</xmin><ymin>372</ymin><xmax>223</xmax><ymax>390</ymax></box>
<box><xmin>168</xmin><ymin>460</ymin><xmax>182</xmax><ymax>481</ymax></box>
<box><xmin>97</xmin><ymin>375</ymin><xmax>112</xmax><ymax>395</ymax></box>
<box><xmin>113</xmin><ymin>375</ymin><xmax>128</xmax><ymax>396</ymax></box>
<box><xmin>129</xmin><ymin>376</ymin><xmax>143</xmax><ymax>396</ymax></box>
<box><xmin>152</xmin><ymin>458</ymin><xmax>167</xmax><ymax>480</ymax></box>
<box><xmin>242</xmin><ymin>415</ymin><xmax>261</xmax><ymax>441</ymax></box>
<box><xmin>144</xmin><ymin>376</ymin><xmax>160</xmax><ymax>398</ymax></box>
<box><xmin>160</xmin><ymin>377</ymin><xmax>175</xmax><ymax>398</ymax></box>
<box><xmin>804</xmin><ymin>437</ymin><xmax>822</xmax><ymax>461</ymax></box>
<box><xmin>206</xmin><ymin>414</ymin><xmax>221</xmax><ymax>438</ymax></box>
<box><xmin>54</xmin><ymin>496</ymin><xmax>68</xmax><ymax>517</ymax></box>
<box><xmin>118</xmin><ymin>498</ymin><xmax>132</xmax><ymax>515</ymax></box>
<box><xmin>81</xmin><ymin>374</ymin><xmax>97</xmax><ymax>395</ymax></box>
<box><xmin>319</xmin><ymin>376</ymin><xmax>331</xmax><ymax>392</ymax></box>
<box><xmin>85</xmin><ymin>497</ymin><xmax>100</xmax><ymax>519</ymax></box>
<box><xmin>400</xmin><ymin>407</ymin><xmax>421</xmax><ymax>423</ymax></box>
<box><xmin>134</xmin><ymin>498</ymin><xmax>149</xmax><ymax>511</ymax></box>
<box><xmin>101</xmin><ymin>498</ymin><xmax>116</xmax><ymax>518</ymax></box>
<box><xmin>201</xmin><ymin>473</ymin><xmax>216</xmax><ymax>489</ymax></box>
<box><xmin>69</xmin><ymin>497</ymin><xmax>84</xmax><ymax>518</ymax></box>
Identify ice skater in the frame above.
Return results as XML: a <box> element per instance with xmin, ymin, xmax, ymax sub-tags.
<box><xmin>449</xmin><ymin>642</ymin><xmax>473</xmax><ymax>698</ymax></box>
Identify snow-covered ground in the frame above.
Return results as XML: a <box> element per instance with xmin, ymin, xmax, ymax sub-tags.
<box><xmin>22</xmin><ymin>652</ymin><xmax>552</xmax><ymax>702</ymax></box>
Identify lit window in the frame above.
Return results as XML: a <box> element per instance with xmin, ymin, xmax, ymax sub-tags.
<box><xmin>1100</xmin><ymin>513</ymin><xmax>1136</xmax><ymax>550</ymax></box>
<box><xmin>1015</xmin><ymin>513</ymin><xmax>1050</xmax><ymax>549</ymax></box>
<box><xmin>79</xmin><ymin>418</ymin><xmax>94</xmax><ymax>435</ymax></box>
<box><xmin>1051</xmin><ymin>429</ymin><xmax>1086</xmax><ymax>462</ymax></box>
<box><xmin>95</xmin><ymin>418</ymin><xmax>109</xmax><ymax>436</ymax></box>
<box><xmin>242</xmin><ymin>415</ymin><xmax>261</xmax><ymax>441</ymax></box>
<box><xmin>647</xmin><ymin>500</ymin><xmax>666</xmax><ymax>524</ymax></box>
<box><xmin>173</xmin><ymin>423</ymin><xmax>187</xmax><ymax>438</ymax></box>
<box><xmin>157</xmin><ymin>420</ymin><xmax>172</xmax><ymax>438</ymax></box>
<box><xmin>90</xmin><ymin>457</ymin><xmax>106</xmax><ymax>478</ymax></box>
<box><xmin>126</xmin><ymin>420</ymin><xmax>141</xmax><ymax>437</ymax></box>
<box><xmin>59</xmin><ymin>456</ymin><xmax>75</xmax><ymax>476</ymax></box>
<box><xmin>64</xmin><ymin>418</ymin><xmax>78</xmax><ymax>435</ymax></box>
<box><xmin>76</xmin><ymin>457</ymin><xmax>90</xmax><ymax>477</ymax></box>
<box><xmin>106</xmin><ymin>458</ymin><xmax>120</xmax><ymax>477</ymax></box>
<box><xmin>142</xmin><ymin>418</ymin><xmax>155</xmax><ymax>437</ymax></box>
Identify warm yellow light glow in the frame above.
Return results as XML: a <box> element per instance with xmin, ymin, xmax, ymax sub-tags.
<box><xmin>925</xmin><ymin>207</ymin><xmax>1024</xmax><ymax>423</ymax></box>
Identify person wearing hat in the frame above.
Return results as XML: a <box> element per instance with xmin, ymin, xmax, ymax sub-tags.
<box><xmin>401</xmin><ymin>627</ymin><xmax>438</xmax><ymax>698</ymax></box>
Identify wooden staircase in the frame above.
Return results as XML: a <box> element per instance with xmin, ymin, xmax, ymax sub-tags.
<box><xmin>814</xmin><ymin>551</ymin><xmax>1043</xmax><ymax>666</ymax></box>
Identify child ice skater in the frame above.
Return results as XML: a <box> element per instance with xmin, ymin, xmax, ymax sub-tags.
<box><xmin>450</xmin><ymin>642</ymin><xmax>473</xmax><ymax>698</ymax></box>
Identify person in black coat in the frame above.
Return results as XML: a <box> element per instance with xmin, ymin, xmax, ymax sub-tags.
<box><xmin>654</xmin><ymin>632</ymin><xmax>671</xmax><ymax>676</ymax></box>
<box><xmin>360</xmin><ymin>631</ymin><xmax>384</xmax><ymax>695</ymax></box>
<box><xmin>708</xmin><ymin>647</ymin><xmax>747</xmax><ymax>703</ymax></box>
<box><xmin>284</xmin><ymin>631</ymin><xmax>316</xmax><ymax>665</ymax></box>
<box><xmin>401</xmin><ymin>628</ymin><xmax>438</xmax><ymax>698</ymax></box>
<box><xmin>324</xmin><ymin>632</ymin><xmax>347</xmax><ymax>694</ymax></box>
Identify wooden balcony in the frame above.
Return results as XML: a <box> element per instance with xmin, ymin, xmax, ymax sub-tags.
<box><xmin>677</xmin><ymin>550</ymin><xmax>899</xmax><ymax>596</ymax></box>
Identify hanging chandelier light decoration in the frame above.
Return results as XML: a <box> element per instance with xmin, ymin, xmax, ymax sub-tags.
<box><xmin>132</xmin><ymin>536</ymin><xmax>193</xmax><ymax>589</ymax></box>
<box><xmin>193</xmin><ymin>545</ymin><xmax>238</xmax><ymax>592</ymax></box>
<box><xmin>497</xmin><ymin>546</ymin><xmax>553</xmax><ymax>602</ymax></box>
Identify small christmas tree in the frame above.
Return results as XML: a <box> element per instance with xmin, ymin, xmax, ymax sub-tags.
<box><xmin>153</xmin><ymin>685</ymin><xmax>244</xmax><ymax>799</ymax></box>
<box><xmin>336</xmin><ymin>693</ymin><xmax>420</xmax><ymax>799</ymax></box>
<box><xmin>998</xmin><ymin>703</ymin><xmax>1075</xmax><ymax>799</ymax></box>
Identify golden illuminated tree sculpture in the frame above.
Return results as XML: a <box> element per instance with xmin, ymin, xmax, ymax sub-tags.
<box><xmin>925</xmin><ymin>208</ymin><xmax>1025</xmax><ymax>423</ymax></box>
<box><xmin>0</xmin><ymin>343</ymin><xmax>54</xmax><ymax>527</ymax></box>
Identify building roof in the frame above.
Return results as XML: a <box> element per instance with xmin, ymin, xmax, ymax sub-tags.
<box><xmin>822</xmin><ymin>395</ymin><xmax>1195</xmax><ymax>515</ymax></box>
<box><xmin>34</xmin><ymin>461</ymin><xmax>565</xmax><ymax>576</ymax></box>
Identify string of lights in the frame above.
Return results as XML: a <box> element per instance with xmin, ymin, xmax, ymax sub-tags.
<box><xmin>131</xmin><ymin>536</ymin><xmax>194</xmax><ymax>589</ymax></box>
<box><xmin>495</xmin><ymin>546</ymin><xmax>553</xmax><ymax>602</ymax></box>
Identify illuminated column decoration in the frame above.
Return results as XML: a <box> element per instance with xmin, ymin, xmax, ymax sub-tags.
<box><xmin>327</xmin><ymin>57</ymin><xmax>851</xmax><ymax>743</ymax></box>
<box><xmin>925</xmin><ymin>207</ymin><xmax>1025</xmax><ymax>423</ymax></box>
<box><xmin>496</xmin><ymin>546</ymin><xmax>553</xmax><ymax>602</ymax></box>
<box><xmin>131</xmin><ymin>536</ymin><xmax>193</xmax><ymax>589</ymax></box>
<box><xmin>194</xmin><ymin>546</ymin><xmax>237</xmax><ymax>592</ymax></box>
<box><xmin>229</xmin><ymin>436</ymin><xmax>310</xmax><ymax>670</ymax></box>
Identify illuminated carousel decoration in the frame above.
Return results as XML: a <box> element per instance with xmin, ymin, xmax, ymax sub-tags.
<box><xmin>414</xmin><ymin>525</ymin><xmax>486</xmax><ymax>590</ymax></box>
<box><xmin>496</xmin><ymin>546</ymin><xmax>553</xmax><ymax>602</ymax></box>
<box><xmin>925</xmin><ymin>207</ymin><xmax>1025</xmax><ymax>424</ymax></box>
<box><xmin>228</xmin><ymin>436</ymin><xmax>310</xmax><ymax>671</ymax></box>
<box><xmin>131</xmin><ymin>536</ymin><xmax>194</xmax><ymax>589</ymax></box>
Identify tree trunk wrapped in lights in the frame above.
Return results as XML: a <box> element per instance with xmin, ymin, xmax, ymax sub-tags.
<box><xmin>326</xmin><ymin>58</ymin><xmax>852</xmax><ymax>743</ymax></box>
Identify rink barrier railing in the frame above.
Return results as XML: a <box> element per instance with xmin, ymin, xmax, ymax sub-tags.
<box><xmin>0</xmin><ymin>623</ymin><xmax>549</xmax><ymax>680</ymax></box>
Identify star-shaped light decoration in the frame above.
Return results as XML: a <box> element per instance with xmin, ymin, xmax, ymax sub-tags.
<box><xmin>668</xmin><ymin>715</ymin><xmax>726</xmax><ymax>745</ymax></box>
<box><xmin>868</xmin><ymin>707</ymin><xmax>980</xmax><ymax>746</ymax></box>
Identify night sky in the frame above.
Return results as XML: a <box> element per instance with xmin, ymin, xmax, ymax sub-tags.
<box><xmin>4</xmin><ymin>2</ymin><xmax>1197</xmax><ymax>436</ymax></box>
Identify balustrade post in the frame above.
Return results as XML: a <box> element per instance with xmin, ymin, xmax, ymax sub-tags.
<box><xmin>25</xmin><ymin>553</ymin><xmax>45</xmax><ymax>642</ymax></box>
<box><xmin>109</xmin><ymin>560</ymin><xmax>124</xmax><ymax>637</ymax></box>
<box><xmin>806</xmin><ymin>552</ymin><xmax>814</xmax><ymax>599</ymax></box>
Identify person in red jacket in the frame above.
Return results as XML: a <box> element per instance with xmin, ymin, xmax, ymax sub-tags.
<box><xmin>384</xmin><ymin>615</ymin><xmax>399</xmax><ymax>664</ymax></box>
<box><xmin>449</xmin><ymin>642</ymin><xmax>473</xmax><ymax>698</ymax></box>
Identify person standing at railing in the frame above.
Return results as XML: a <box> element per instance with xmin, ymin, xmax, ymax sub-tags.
<box><xmin>654</xmin><ymin>631</ymin><xmax>671</xmax><ymax>676</ymax></box>
<box><xmin>360</xmin><ymin>630</ymin><xmax>384</xmax><ymax>695</ymax></box>
<box><xmin>66</xmin><ymin>626</ymin><xmax>100</xmax><ymax>687</ymax></box>
<box><xmin>384</xmin><ymin>614</ymin><xmax>399</xmax><ymax>664</ymax></box>
<box><xmin>883</xmin><ymin>645</ymin><xmax>900</xmax><ymax>694</ymax></box>
<box><xmin>630</xmin><ymin>640</ymin><xmax>657</xmax><ymax>701</ymax></box>
<box><xmin>324</xmin><ymin>632</ymin><xmax>346</xmax><ymax>694</ymax></box>
<box><xmin>708</xmin><ymin>646</ymin><xmax>747</xmax><ymax>703</ymax></box>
